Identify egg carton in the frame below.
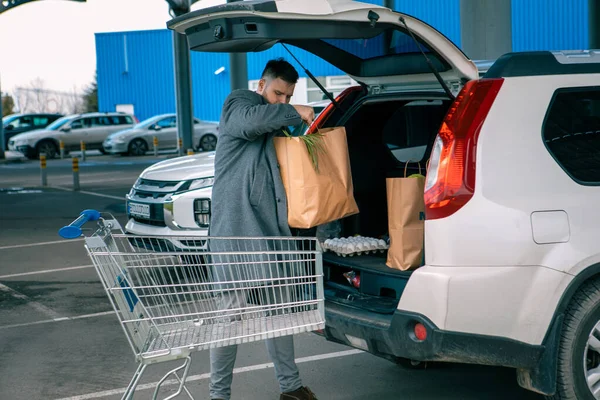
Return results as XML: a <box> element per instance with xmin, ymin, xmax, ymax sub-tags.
<box><xmin>321</xmin><ymin>236</ymin><xmax>389</xmax><ymax>257</ymax></box>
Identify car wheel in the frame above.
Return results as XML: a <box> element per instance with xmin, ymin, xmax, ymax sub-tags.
<box><xmin>547</xmin><ymin>278</ymin><xmax>600</xmax><ymax>400</ymax></box>
<box><xmin>128</xmin><ymin>139</ymin><xmax>148</xmax><ymax>156</ymax></box>
<box><xmin>36</xmin><ymin>140</ymin><xmax>58</xmax><ymax>159</ymax></box>
<box><xmin>199</xmin><ymin>134</ymin><xmax>217</xmax><ymax>151</ymax></box>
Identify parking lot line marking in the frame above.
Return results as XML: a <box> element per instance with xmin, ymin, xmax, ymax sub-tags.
<box><xmin>0</xmin><ymin>238</ymin><xmax>84</xmax><ymax>250</ymax></box>
<box><xmin>0</xmin><ymin>264</ymin><xmax>93</xmax><ymax>279</ymax></box>
<box><xmin>54</xmin><ymin>349</ymin><xmax>364</xmax><ymax>400</ymax></box>
<box><xmin>0</xmin><ymin>311</ymin><xmax>115</xmax><ymax>330</ymax></box>
<box><xmin>0</xmin><ymin>283</ymin><xmax>63</xmax><ymax>319</ymax></box>
<box><xmin>52</xmin><ymin>186</ymin><xmax>125</xmax><ymax>200</ymax></box>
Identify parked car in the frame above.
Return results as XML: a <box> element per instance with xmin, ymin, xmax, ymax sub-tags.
<box><xmin>8</xmin><ymin>112</ymin><xmax>137</xmax><ymax>159</ymax></box>
<box><xmin>103</xmin><ymin>113</ymin><xmax>220</xmax><ymax>156</ymax></box>
<box><xmin>166</xmin><ymin>2</ymin><xmax>600</xmax><ymax>399</ymax></box>
<box><xmin>2</xmin><ymin>113</ymin><xmax>63</xmax><ymax>148</ymax></box>
<box><xmin>125</xmin><ymin>151</ymin><xmax>215</xmax><ymax>243</ymax></box>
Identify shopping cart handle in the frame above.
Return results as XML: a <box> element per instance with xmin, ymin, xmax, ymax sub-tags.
<box><xmin>58</xmin><ymin>209</ymin><xmax>101</xmax><ymax>239</ymax></box>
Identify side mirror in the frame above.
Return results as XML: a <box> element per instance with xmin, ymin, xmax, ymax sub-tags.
<box><xmin>4</xmin><ymin>125</ymin><xmax>13</xmax><ymax>131</ymax></box>
<box><xmin>153</xmin><ymin>125</ymin><xmax>162</xmax><ymax>131</ymax></box>
<box><xmin>61</xmin><ymin>126</ymin><xmax>71</xmax><ymax>132</ymax></box>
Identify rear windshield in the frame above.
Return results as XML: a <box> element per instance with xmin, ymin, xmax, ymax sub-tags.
<box><xmin>323</xmin><ymin>29</ymin><xmax>429</xmax><ymax>61</ymax></box>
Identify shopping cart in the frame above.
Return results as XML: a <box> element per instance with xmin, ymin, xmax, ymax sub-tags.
<box><xmin>59</xmin><ymin>210</ymin><xmax>325</xmax><ymax>400</ymax></box>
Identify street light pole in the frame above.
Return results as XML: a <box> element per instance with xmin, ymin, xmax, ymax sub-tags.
<box><xmin>591</xmin><ymin>0</ymin><xmax>600</xmax><ymax>49</ymax></box>
<box><xmin>167</xmin><ymin>0</ymin><xmax>194</xmax><ymax>154</ymax></box>
<box><xmin>227</xmin><ymin>0</ymin><xmax>248</xmax><ymax>91</ymax></box>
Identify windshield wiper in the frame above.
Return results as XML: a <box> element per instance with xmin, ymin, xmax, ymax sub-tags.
<box><xmin>398</xmin><ymin>16</ymin><xmax>456</xmax><ymax>100</ymax></box>
<box><xmin>281</xmin><ymin>43</ymin><xmax>344</xmax><ymax>112</ymax></box>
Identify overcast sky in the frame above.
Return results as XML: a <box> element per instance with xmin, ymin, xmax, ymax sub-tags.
<box><xmin>0</xmin><ymin>0</ymin><xmax>224</xmax><ymax>95</ymax></box>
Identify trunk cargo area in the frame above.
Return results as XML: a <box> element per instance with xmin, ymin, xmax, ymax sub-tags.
<box><xmin>321</xmin><ymin>94</ymin><xmax>450</xmax><ymax>314</ymax></box>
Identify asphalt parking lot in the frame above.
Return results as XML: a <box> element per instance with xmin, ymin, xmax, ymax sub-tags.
<box><xmin>0</xmin><ymin>153</ymin><xmax>544</xmax><ymax>400</ymax></box>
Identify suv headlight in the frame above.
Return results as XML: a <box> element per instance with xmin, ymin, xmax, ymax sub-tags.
<box><xmin>194</xmin><ymin>199</ymin><xmax>211</xmax><ymax>227</ymax></box>
<box><xmin>188</xmin><ymin>177</ymin><xmax>215</xmax><ymax>191</ymax></box>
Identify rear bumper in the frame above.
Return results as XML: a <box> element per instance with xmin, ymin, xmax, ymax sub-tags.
<box><xmin>323</xmin><ymin>300</ymin><xmax>543</xmax><ymax>369</ymax></box>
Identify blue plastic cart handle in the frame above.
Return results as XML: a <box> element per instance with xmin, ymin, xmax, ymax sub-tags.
<box><xmin>58</xmin><ymin>209</ymin><xmax>101</xmax><ymax>239</ymax></box>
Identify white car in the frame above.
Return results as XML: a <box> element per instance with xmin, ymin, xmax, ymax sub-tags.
<box><xmin>125</xmin><ymin>151</ymin><xmax>215</xmax><ymax>248</ymax></box>
<box><xmin>8</xmin><ymin>112</ymin><xmax>136</xmax><ymax>159</ymax></box>
<box><xmin>103</xmin><ymin>113</ymin><xmax>219</xmax><ymax>156</ymax></box>
<box><xmin>167</xmin><ymin>2</ymin><xmax>600</xmax><ymax>399</ymax></box>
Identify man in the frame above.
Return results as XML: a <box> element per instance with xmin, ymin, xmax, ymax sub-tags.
<box><xmin>208</xmin><ymin>58</ymin><xmax>317</xmax><ymax>400</ymax></box>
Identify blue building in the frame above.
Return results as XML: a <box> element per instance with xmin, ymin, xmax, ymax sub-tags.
<box><xmin>95</xmin><ymin>0</ymin><xmax>590</xmax><ymax>122</ymax></box>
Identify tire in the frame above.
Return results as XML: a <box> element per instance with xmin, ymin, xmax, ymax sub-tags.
<box><xmin>547</xmin><ymin>278</ymin><xmax>600</xmax><ymax>400</ymax></box>
<box><xmin>36</xmin><ymin>140</ymin><xmax>58</xmax><ymax>159</ymax></box>
<box><xmin>128</xmin><ymin>138</ymin><xmax>148</xmax><ymax>156</ymax></box>
<box><xmin>199</xmin><ymin>134</ymin><xmax>217</xmax><ymax>151</ymax></box>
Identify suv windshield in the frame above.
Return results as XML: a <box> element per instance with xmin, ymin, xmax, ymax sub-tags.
<box><xmin>45</xmin><ymin>116</ymin><xmax>73</xmax><ymax>131</ymax></box>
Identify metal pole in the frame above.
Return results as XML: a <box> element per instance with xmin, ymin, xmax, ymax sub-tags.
<box><xmin>72</xmin><ymin>157</ymin><xmax>80</xmax><ymax>191</ymax></box>
<box><xmin>40</xmin><ymin>154</ymin><xmax>47</xmax><ymax>186</ymax></box>
<box><xmin>173</xmin><ymin>29</ymin><xmax>194</xmax><ymax>153</ymax></box>
<box><xmin>460</xmin><ymin>0</ymin><xmax>512</xmax><ymax>61</ymax></box>
<box><xmin>591</xmin><ymin>0</ymin><xmax>600</xmax><ymax>49</ymax></box>
<box><xmin>80</xmin><ymin>141</ymin><xmax>86</xmax><ymax>162</ymax></box>
<box><xmin>227</xmin><ymin>0</ymin><xmax>248</xmax><ymax>91</ymax></box>
<box><xmin>60</xmin><ymin>140</ymin><xmax>65</xmax><ymax>159</ymax></box>
<box><xmin>153</xmin><ymin>136</ymin><xmax>158</xmax><ymax>156</ymax></box>
<box><xmin>0</xmin><ymin>74</ymin><xmax>5</xmax><ymax>160</ymax></box>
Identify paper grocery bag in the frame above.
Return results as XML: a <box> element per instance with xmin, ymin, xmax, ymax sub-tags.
<box><xmin>274</xmin><ymin>127</ymin><xmax>359</xmax><ymax>229</ymax></box>
<box><xmin>385</xmin><ymin>173</ymin><xmax>426</xmax><ymax>271</ymax></box>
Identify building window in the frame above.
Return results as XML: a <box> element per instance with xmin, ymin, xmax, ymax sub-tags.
<box><xmin>543</xmin><ymin>87</ymin><xmax>600</xmax><ymax>184</ymax></box>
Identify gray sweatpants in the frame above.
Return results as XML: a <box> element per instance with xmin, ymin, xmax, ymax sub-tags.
<box><xmin>209</xmin><ymin>290</ymin><xmax>303</xmax><ymax>400</ymax></box>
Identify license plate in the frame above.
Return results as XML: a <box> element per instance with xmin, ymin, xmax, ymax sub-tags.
<box><xmin>128</xmin><ymin>202</ymin><xmax>151</xmax><ymax>219</ymax></box>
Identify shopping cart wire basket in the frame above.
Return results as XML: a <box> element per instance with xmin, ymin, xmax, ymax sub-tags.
<box><xmin>59</xmin><ymin>210</ymin><xmax>325</xmax><ymax>400</ymax></box>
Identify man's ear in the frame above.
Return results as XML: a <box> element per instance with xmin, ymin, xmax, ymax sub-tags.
<box><xmin>257</xmin><ymin>78</ymin><xmax>266</xmax><ymax>94</ymax></box>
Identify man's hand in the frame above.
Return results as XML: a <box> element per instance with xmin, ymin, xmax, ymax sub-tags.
<box><xmin>293</xmin><ymin>105</ymin><xmax>315</xmax><ymax>126</ymax></box>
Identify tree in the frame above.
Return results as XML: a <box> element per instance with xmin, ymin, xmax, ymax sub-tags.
<box><xmin>2</xmin><ymin>93</ymin><xmax>15</xmax><ymax>117</ymax></box>
<box><xmin>82</xmin><ymin>72</ymin><xmax>98</xmax><ymax>113</ymax></box>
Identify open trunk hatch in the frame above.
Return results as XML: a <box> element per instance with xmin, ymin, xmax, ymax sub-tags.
<box><xmin>168</xmin><ymin>0</ymin><xmax>478</xmax><ymax>89</ymax></box>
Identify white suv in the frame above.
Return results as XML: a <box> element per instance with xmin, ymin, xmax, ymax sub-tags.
<box><xmin>125</xmin><ymin>151</ymin><xmax>215</xmax><ymax>249</ymax></box>
<box><xmin>167</xmin><ymin>2</ymin><xmax>600</xmax><ymax>398</ymax></box>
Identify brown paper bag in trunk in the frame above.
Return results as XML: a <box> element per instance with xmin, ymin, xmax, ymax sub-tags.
<box><xmin>386</xmin><ymin>163</ymin><xmax>426</xmax><ymax>271</ymax></box>
<box><xmin>274</xmin><ymin>126</ymin><xmax>359</xmax><ymax>229</ymax></box>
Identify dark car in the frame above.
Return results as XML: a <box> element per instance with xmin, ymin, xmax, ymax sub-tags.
<box><xmin>2</xmin><ymin>113</ymin><xmax>64</xmax><ymax>148</ymax></box>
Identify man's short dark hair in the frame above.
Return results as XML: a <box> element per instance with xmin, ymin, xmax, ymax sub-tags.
<box><xmin>261</xmin><ymin>58</ymin><xmax>299</xmax><ymax>84</ymax></box>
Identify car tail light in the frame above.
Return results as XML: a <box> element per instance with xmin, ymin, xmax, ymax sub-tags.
<box><xmin>133</xmin><ymin>115</ymin><xmax>139</xmax><ymax>123</ymax></box>
<box><xmin>194</xmin><ymin>198</ymin><xmax>211</xmax><ymax>227</ymax></box>
<box><xmin>306</xmin><ymin>86</ymin><xmax>363</xmax><ymax>134</ymax></box>
<box><xmin>414</xmin><ymin>323</ymin><xmax>427</xmax><ymax>341</ymax></box>
<box><xmin>424</xmin><ymin>78</ymin><xmax>504</xmax><ymax>220</ymax></box>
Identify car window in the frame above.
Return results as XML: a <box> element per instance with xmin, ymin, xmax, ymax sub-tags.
<box><xmin>33</xmin><ymin>117</ymin><xmax>50</xmax><ymax>126</ymax></box>
<box><xmin>10</xmin><ymin>116</ymin><xmax>33</xmax><ymax>129</ymax></box>
<box><xmin>543</xmin><ymin>87</ymin><xmax>600</xmax><ymax>184</ymax></box>
<box><xmin>71</xmin><ymin>119</ymin><xmax>85</xmax><ymax>130</ymax></box>
<box><xmin>157</xmin><ymin>117</ymin><xmax>177</xmax><ymax>128</ymax></box>
<box><xmin>116</xmin><ymin>116</ymin><xmax>133</xmax><ymax>125</ymax></box>
<box><xmin>98</xmin><ymin>116</ymin><xmax>113</xmax><ymax>126</ymax></box>
<box><xmin>323</xmin><ymin>29</ymin><xmax>430</xmax><ymax>61</ymax></box>
<box><xmin>383</xmin><ymin>100</ymin><xmax>448</xmax><ymax>164</ymax></box>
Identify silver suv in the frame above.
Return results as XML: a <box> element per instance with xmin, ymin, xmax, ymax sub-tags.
<box><xmin>8</xmin><ymin>112</ymin><xmax>136</xmax><ymax>159</ymax></box>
